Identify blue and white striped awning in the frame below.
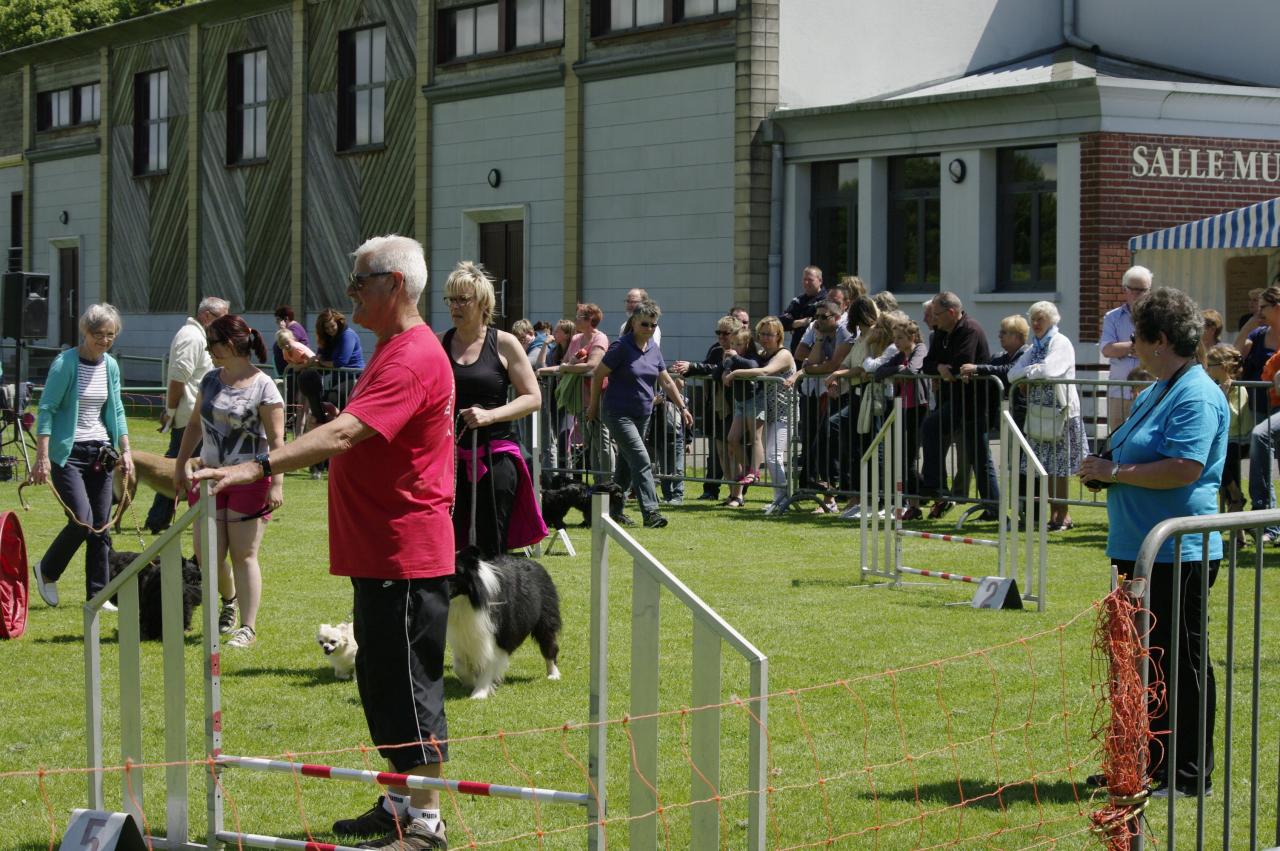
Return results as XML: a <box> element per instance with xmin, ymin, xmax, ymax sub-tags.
<box><xmin>1129</xmin><ymin>197</ymin><xmax>1280</xmax><ymax>251</ymax></box>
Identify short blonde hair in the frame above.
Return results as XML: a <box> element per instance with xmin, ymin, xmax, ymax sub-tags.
<box><xmin>755</xmin><ymin>315</ymin><xmax>784</xmax><ymax>347</ymax></box>
<box><xmin>445</xmin><ymin>261</ymin><xmax>496</xmax><ymax>325</ymax></box>
<box><xmin>511</xmin><ymin>319</ymin><xmax>534</xmax><ymax>338</ymax></box>
<box><xmin>79</xmin><ymin>303</ymin><xmax>121</xmax><ymax>337</ymax></box>
<box><xmin>715</xmin><ymin>315</ymin><xmax>739</xmax><ymax>335</ymax></box>
<box><xmin>1201</xmin><ymin>309</ymin><xmax>1223</xmax><ymax>344</ymax></box>
<box><xmin>1000</xmin><ymin>314</ymin><xmax>1030</xmax><ymax>343</ymax></box>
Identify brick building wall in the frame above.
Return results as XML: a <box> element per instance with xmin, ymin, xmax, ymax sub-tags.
<box><xmin>1079</xmin><ymin>131</ymin><xmax>1280</xmax><ymax>341</ymax></box>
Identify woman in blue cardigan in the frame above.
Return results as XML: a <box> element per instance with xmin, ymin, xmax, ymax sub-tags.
<box><xmin>31</xmin><ymin>304</ymin><xmax>133</xmax><ymax>609</ymax></box>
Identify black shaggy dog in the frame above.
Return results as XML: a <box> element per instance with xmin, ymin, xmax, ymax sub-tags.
<box><xmin>446</xmin><ymin>546</ymin><xmax>562</xmax><ymax>699</ymax></box>
<box><xmin>539</xmin><ymin>480</ymin><xmax>628</xmax><ymax>529</ymax></box>
<box><xmin>107</xmin><ymin>549</ymin><xmax>202</xmax><ymax>641</ymax></box>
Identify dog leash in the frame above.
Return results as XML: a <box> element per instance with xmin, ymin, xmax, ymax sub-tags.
<box><xmin>21</xmin><ymin>476</ymin><xmax>135</xmax><ymax>536</ymax></box>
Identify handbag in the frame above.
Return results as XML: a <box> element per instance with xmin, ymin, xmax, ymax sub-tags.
<box><xmin>1024</xmin><ymin>384</ymin><xmax>1068</xmax><ymax>441</ymax></box>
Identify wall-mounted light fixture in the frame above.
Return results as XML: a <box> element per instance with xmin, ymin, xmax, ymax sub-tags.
<box><xmin>58</xmin><ymin>211</ymin><xmax>69</xmax><ymax>225</ymax></box>
<box><xmin>947</xmin><ymin>158</ymin><xmax>966</xmax><ymax>184</ymax></box>
<box><xmin>487</xmin><ymin>168</ymin><xmax>501</xmax><ymax>188</ymax></box>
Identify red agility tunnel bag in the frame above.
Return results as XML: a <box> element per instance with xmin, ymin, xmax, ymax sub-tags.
<box><xmin>0</xmin><ymin>510</ymin><xmax>29</xmax><ymax>639</ymax></box>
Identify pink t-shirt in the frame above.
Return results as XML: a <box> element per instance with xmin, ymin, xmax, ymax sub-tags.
<box><xmin>328</xmin><ymin>324</ymin><xmax>456</xmax><ymax>580</ymax></box>
<box><xmin>281</xmin><ymin>340</ymin><xmax>316</xmax><ymax>366</ymax></box>
<box><xmin>567</xmin><ymin>328</ymin><xmax>609</xmax><ymax>402</ymax></box>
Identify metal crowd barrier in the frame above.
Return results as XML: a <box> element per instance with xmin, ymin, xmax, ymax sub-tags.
<box><xmin>1129</xmin><ymin>508</ymin><xmax>1280</xmax><ymax>850</ymax></box>
<box><xmin>1008</xmin><ymin>376</ymin><xmax>1273</xmax><ymax>531</ymax></box>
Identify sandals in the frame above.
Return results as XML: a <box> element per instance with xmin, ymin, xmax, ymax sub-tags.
<box><xmin>927</xmin><ymin>500</ymin><xmax>953</xmax><ymax>520</ymax></box>
<box><xmin>737</xmin><ymin>471</ymin><xmax>760</xmax><ymax>486</ymax></box>
<box><xmin>721</xmin><ymin>497</ymin><xmax>744</xmax><ymax>508</ymax></box>
<box><xmin>900</xmin><ymin>506</ymin><xmax>923</xmax><ymax>521</ymax></box>
<box><xmin>1047</xmin><ymin>519</ymin><xmax>1075</xmax><ymax>532</ymax></box>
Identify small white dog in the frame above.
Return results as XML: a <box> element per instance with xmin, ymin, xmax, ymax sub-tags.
<box><xmin>316</xmin><ymin>622</ymin><xmax>357</xmax><ymax>680</ymax></box>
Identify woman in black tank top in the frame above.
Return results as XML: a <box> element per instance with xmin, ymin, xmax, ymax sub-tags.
<box><xmin>441</xmin><ymin>262</ymin><xmax>542</xmax><ymax>557</ymax></box>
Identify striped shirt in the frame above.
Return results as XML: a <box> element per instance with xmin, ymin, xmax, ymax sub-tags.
<box><xmin>74</xmin><ymin>357</ymin><xmax>109</xmax><ymax>443</ymax></box>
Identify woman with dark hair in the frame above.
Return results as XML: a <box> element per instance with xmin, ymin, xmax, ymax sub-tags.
<box><xmin>175</xmin><ymin>314</ymin><xmax>285</xmax><ymax>649</ymax></box>
<box><xmin>271</xmin><ymin>304</ymin><xmax>310</xmax><ymax>376</ymax></box>
<box><xmin>31</xmin><ymin>304</ymin><xmax>133</xmax><ymax>609</ymax></box>
<box><xmin>1236</xmin><ymin>285</ymin><xmax>1280</xmax><ymax>543</ymax></box>
<box><xmin>440</xmin><ymin>261</ymin><xmax>544</xmax><ymax>558</ymax></box>
<box><xmin>1079</xmin><ymin>286</ymin><xmax>1229</xmax><ymax>799</ymax></box>
<box><xmin>298</xmin><ymin>308</ymin><xmax>365</xmax><ymax>476</ymax></box>
<box><xmin>587</xmin><ymin>300</ymin><xmax>693</xmax><ymax>528</ymax></box>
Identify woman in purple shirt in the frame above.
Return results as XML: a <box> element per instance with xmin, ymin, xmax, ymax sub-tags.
<box><xmin>587</xmin><ymin>300</ymin><xmax>693</xmax><ymax>529</ymax></box>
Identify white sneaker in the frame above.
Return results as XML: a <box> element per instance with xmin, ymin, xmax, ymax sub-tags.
<box><xmin>33</xmin><ymin>562</ymin><xmax>58</xmax><ymax>607</ymax></box>
<box><xmin>100</xmin><ymin>601</ymin><xmax>118</xmax><ymax>613</ymax></box>
<box><xmin>225</xmin><ymin>625</ymin><xmax>257</xmax><ymax>648</ymax></box>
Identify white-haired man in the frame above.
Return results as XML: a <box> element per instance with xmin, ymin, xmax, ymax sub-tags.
<box><xmin>144</xmin><ymin>295</ymin><xmax>228</xmax><ymax>535</ymax></box>
<box><xmin>1099</xmin><ymin>265</ymin><xmax>1151</xmax><ymax>432</ymax></box>
<box><xmin>196</xmin><ymin>235</ymin><xmax>454</xmax><ymax>850</ymax></box>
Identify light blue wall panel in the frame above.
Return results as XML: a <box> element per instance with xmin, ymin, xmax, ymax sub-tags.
<box><xmin>429</xmin><ymin>86</ymin><xmax>565</xmax><ymax>329</ymax></box>
<box><xmin>31</xmin><ymin>155</ymin><xmax>101</xmax><ymax>343</ymax></box>
<box><xmin>581</xmin><ymin>63</ymin><xmax>734</xmax><ymax>362</ymax></box>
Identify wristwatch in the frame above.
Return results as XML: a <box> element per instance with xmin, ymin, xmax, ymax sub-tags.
<box><xmin>255</xmin><ymin>452</ymin><xmax>272</xmax><ymax>479</ymax></box>
<box><xmin>1110</xmin><ymin>463</ymin><xmax>1121</xmax><ymax>484</ymax></box>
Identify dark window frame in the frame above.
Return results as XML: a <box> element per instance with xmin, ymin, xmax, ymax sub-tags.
<box><xmin>227</xmin><ymin>48</ymin><xmax>269</xmax><ymax>166</ymax></box>
<box><xmin>589</xmin><ymin>0</ymin><xmax>735</xmax><ymax>37</ymax></box>
<box><xmin>8</xmin><ymin>193</ymin><xmax>22</xmax><ymax>273</ymax></box>
<box><xmin>995</xmin><ymin>145</ymin><xmax>1058</xmax><ymax>293</ymax></box>
<box><xmin>809</xmin><ymin>160</ymin><xmax>859</xmax><ymax>283</ymax></box>
<box><xmin>887</xmin><ymin>154</ymin><xmax>941</xmax><ymax>294</ymax></box>
<box><xmin>337</xmin><ymin>24</ymin><xmax>387</xmax><ymax>153</ymax></box>
<box><xmin>35</xmin><ymin>82</ymin><xmax>100</xmax><ymax>131</ymax></box>
<box><xmin>133</xmin><ymin>69</ymin><xmax>169</xmax><ymax>176</ymax></box>
<box><xmin>436</xmin><ymin>0</ymin><xmax>565</xmax><ymax>64</ymax></box>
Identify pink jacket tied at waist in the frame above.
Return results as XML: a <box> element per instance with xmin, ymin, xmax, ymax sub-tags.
<box><xmin>456</xmin><ymin>439</ymin><xmax>548</xmax><ymax>549</ymax></box>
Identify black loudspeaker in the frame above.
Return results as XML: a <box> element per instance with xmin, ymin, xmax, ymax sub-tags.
<box><xmin>2</xmin><ymin>272</ymin><xmax>50</xmax><ymax>339</ymax></box>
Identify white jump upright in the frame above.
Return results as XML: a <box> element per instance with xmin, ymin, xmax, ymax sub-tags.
<box><xmin>859</xmin><ymin>398</ymin><xmax>1048</xmax><ymax>611</ymax></box>
<box><xmin>590</xmin><ymin>492</ymin><xmax>768</xmax><ymax>851</ymax></box>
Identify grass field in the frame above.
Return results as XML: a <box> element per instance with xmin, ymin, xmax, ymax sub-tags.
<box><xmin>1</xmin><ymin>417</ymin><xmax>1279</xmax><ymax>849</ymax></box>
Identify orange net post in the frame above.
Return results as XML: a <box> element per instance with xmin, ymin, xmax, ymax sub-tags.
<box><xmin>1089</xmin><ymin>582</ymin><xmax>1155</xmax><ymax>848</ymax></box>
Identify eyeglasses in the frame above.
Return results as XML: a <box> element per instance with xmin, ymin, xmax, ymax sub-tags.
<box><xmin>443</xmin><ymin>295</ymin><xmax>474</xmax><ymax>306</ymax></box>
<box><xmin>347</xmin><ymin>270</ymin><xmax>392</xmax><ymax>292</ymax></box>
<box><xmin>88</xmin><ymin>330</ymin><xmax>117</xmax><ymax>341</ymax></box>
<box><xmin>637</xmin><ymin>321</ymin><xmax>658</xmax><ymax>329</ymax></box>
<box><xmin>815</xmin><ymin>312</ymin><xmax>835</xmax><ymax>319</ymax></box>
<box><xmin>715</xmin><ymin>330</ymin><xmax>732</xmax><ymax>336</ymax></box>
<box><xmin>1124</xmin><ymin>285</ymin><xmax>1150</xmax><ymax>293</ymax></box>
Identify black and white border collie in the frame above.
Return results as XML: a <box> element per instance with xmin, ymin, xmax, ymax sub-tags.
<box><xmin>446</xmin><ymin>547</ymin><xmax>562</xmax><ymax>699</ymax></box>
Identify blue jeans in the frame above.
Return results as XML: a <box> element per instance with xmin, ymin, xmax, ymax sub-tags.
<box><xmin>603</xmin><ymin>410</ymin><xmax>659</xmax><ymax>518</ymax></box>
<box><xmin>1248</xmin><ymin>411</ymin><xmax>1280</xmax><ymax>536</ymax></box>
<box><xmin>42</xmin><ymin>441</ymin><xmax>114</xmax><ymax>599</ymax></box>
<box><xmin>145</xmin><ymin>425</ymin><xmax>184</xmax><ymax>530</ymax></box>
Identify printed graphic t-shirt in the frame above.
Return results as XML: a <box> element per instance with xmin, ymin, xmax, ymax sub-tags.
<box><xmin>198</xmin><ymin>370</ymin><xmax>284</xmax><ymax>467</ymax></box>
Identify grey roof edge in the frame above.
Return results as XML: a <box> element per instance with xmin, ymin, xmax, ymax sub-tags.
<box><xmin>423</xmin><ymin>64</ymin><xmax>566</xmax><ymax>102</ymax></box>
<box><xmin>773</xmin><ymin>77</ymin><xmax>1100</xmax><ymax>121</ymax></box>
<box><xmin>572</xmin><ymin>40</ymin><xmax>735</xmax><ymax>82</ymax></box>
<box><xmin>24</xmin><ymin>136</ymin><xmax>100</xmax><ymax>164</ymax></box>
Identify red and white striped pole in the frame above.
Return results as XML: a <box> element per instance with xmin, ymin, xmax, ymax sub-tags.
<box><xmin>897</xmin><ymin>529</ymin><xmax>999</xmax><ymax>548</ymax></box>
<box><xmin>217</xmin><ymin>754</ymin><xmax>591</xmax><ymax>807</ymax></box>
<box><xmin>897</xmin><ymin>566</ymin><xmax>982</xmax><ymax>585</ymax></box>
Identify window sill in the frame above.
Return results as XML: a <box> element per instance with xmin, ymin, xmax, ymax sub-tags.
<box><xmin>36</xmin><ymin>120</ymin><xmax>101</xmax><ymax>134</ymax></box>
<box><xmin>132</xmin><ymin>169</ymin><xmax>169</xmax><ymax>179</ymax></box>
<box><xmin>438</xmin><ymin>41</ymin><xmax>563</xmax><ymax>67</ymax></box>
<box><xmin>337</xmin><ymin>143</ymin><xmax>386</xmax><ymax>157</ymax></box>
<box><xmin>227</xmin><ymin>157</ymin><xmax>269</xmax><ymax>169</ymax></box>
<box><xmin>971</xmin><ymin>290</ymin><xmax>1061</xmax><ymax>302</ymax></box>
<box><xmin>590</xmin><ymin>11</ymin><xmax>735</xmax><ymax>42</ymax></box>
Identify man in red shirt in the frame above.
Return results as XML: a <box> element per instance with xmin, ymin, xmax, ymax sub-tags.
<box><xmin>195</xmin><ymin>234</ymin><xmax>454</xmax><ymax>850</ymax></box>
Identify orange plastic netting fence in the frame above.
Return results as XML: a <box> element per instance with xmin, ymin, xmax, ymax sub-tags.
<box><xmin>3</xmin><ymin>596</ymin><xmax>1161</xmax><ymax>850</ymax></box>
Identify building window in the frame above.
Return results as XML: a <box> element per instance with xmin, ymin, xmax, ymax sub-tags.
<box><xmin>437</xmin><ymin>0</ymin><xmax>563</xmax><ymax>62</ymax></box>
<box><xmin>887</xmin><ymin>154</ymin><xmax>940</xmax><ymax>293</ymax></box>
<box><xmin>590</xmin><ymin>0</ymin><xmax>735</xmax><ymax>36</ymax></box>
<box><xmin>997</xmin><ymin>146</ymin><xmax>1057</xmax><ymax>291</ymax></box>
<box><xmin>338</xmin><ymin>25</ymin><xmax>386</xmax><ymax>151</ymax></box>
<box><xmin>810</xmin><ymin>161</ymin><xmax>858</xmax><ymax>283</ymax></box>
<box><xmin>133</xmin><ymin>70</ymin><xmax>169</xmax><ymax>175</ymax></box>
<box><xmin>227</xmin><ymin>49</ymin><xmax>268</xmax><ymax>164</ymax></box>
<box><xmin>8</xmin><ymin>193</ymin><xmax>21</xmax><ymax>272</ymax></box>
<box><xmin>36</xmin><ymin>82</ymin><xmax>99</xmax><ymax>130</ymax></box>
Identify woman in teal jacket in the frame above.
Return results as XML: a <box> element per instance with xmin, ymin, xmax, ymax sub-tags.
<box><xmin>31</xmin><ymin>304</ymin><xmax>133</xmax><ymax>608</ymax></box>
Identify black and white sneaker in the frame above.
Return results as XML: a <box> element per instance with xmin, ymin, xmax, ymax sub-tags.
<box><xmin>333</xmin><ymin>797</ymin><xmax>411</xmax><ymax>838</ymax></box>
<box><xmin>643</xmin><ymin>512</ymin><xmax>669</xmax><ymax>529</ymax></box>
